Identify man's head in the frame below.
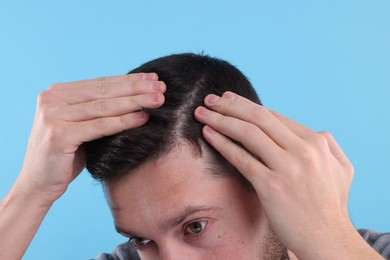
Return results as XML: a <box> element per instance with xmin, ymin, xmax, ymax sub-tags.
<box><xmin>85</xmin><ymin>53</ymin><xmax>289</xmax><ymax>259</ymax></box>
<box><xmin>85</xmin><ymin>53</ymin><xmax>261</xmax><ymax>185</ymax></box>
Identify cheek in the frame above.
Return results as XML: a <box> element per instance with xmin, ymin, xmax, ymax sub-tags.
<box><xmin>201</xmin><ymin>234</ymin><xmax>255</xmax><ymax>259</ymax></box>
<box><xmin>193</xmin><ymin>221</ymin><xmax>259</xmax><ymax>259</ymax></box>
<box><xmin>202</xmin><ymin>209</ymin><xmax>264</xmax><ymax>257</ymax></box>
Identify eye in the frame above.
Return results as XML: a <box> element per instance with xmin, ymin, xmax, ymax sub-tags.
<box><xmin>185</xmin><ymin>220</ymin><xmax>208</xmax><ymax>235</ymax></box>
<box><xmin>129</xmin><ymin>236</ymin><xmax>152</xmax><ymax>249</ymax></box>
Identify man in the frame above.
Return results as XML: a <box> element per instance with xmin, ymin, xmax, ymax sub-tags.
<box><xmin>0</xmin><ymin>53</ymin><xmax>388</xmax><ymax>259</ymax></box>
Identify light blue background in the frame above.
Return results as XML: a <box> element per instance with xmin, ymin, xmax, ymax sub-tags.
<box><xmin>0</xmin><ymin>1</ymin><xmax>389</xmax><ymax>259</ymax></box>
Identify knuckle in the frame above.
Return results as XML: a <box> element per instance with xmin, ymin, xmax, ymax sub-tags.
<box><xmin>94</xmin><ymin>77</ymin><xmax>109</xmax><ymax>96</ymax></box>
<box><xmin>127</xmin><ymin>96</ymin><xmax>137</xmax><ymax>107</ymax></box>
<box><xmin>349</xmin><ymin>162</ymin><xmax>355</xmax><ymax>173</ymax></box>
<box><xmin>284</xmin><ymin>153</ymin><xmax>301</xmax><ymax>173</ymax></box>
<box><xmin>119</xmin><ymin>114</ymin><xmax>136</xmax><ymax>130</ymax></box>
<box><xmin>213</xmin><ymin>113</ymin><xmax>226</xmax><ymax>126</ymax></box>
<box><xmin>132</xmin><ymin>80</ymin><xmax>143</xmax><ymax>89</ymax></box>
<box><xmin>235</xmin><ymin>147</ymin><xmax>248</xmax><ymax>161</ymax></box>
<box><xmin>95</xmin><ymin>76</ymin><xmax>107</xmax><ymax>83</ymax></box>
<box><xmin>48</xmin><ymin>83</ymin><xmax>63</xmax><ymax>91</ymax></box>
<box><xmin>319</xmin><ymin>131</ymin><xmax>332</xmax><ymax>139</ymax></box>
<box><xmin>93</xmin><ymin>99</ymin><xmax>107</xmax><ymax>111</ymax></box>
<box><xmin>310</xmin><ymin>133</ymin><xmax>329</xmax><ymax>149</ymax></box>
<box><xmin>297</xmin><ymin>143</ymin><xmax>316</xmax><ymax>162</ymax></box>
<box><xmin>213</xmin><ymin>97</ymin><xmax>230</xmax><ymax>112</ymax></box>
<box><xmin>345</xmin><ymin>162</ymin><xmax>355</xmax><ymax>177</ymax></box>
<box><xmin>241</xmin><ymin>123</ymin><xmax>258</xmax><ymax>137</ymax></box>
<box><xmin>268</xmin><ymin>109</ymin><xmax>279</xmax><ymax>117</ymax></box>
<box><xmin>39</xmin><ymin>106</ymin><xmax>55</xmax><ymax>122</ymax></box>
<box><xmin>46</xmin><ymin>122</ymin><xmax>65</xmax><ymax>142</ymax></box>
<box><xmin>233</xmin><ymin>148</ymin><xmax>252</xmax><ymax>170</ymax></box>
<box><xmin>94</xmin><ymin>118</ymin><xmax>107</xmax><ymax>130</ymax></box>
<box><xmin>37</xmin><ymin>90</ymin><xmax>55</xmax><ymax>107</ymax></box>
<box><xmin>126</xmin><ymin>73</ymin><xmax>136</xmax><ymax>81</ymax></box>
<box><xmin>119</xmin><ymin>114</ymin><xmax>129</xmax><ymax>125</ymax></box>
<box><xmin>252</xmin><ymin>106</ymin><xmax>272</xmax><ymax>120</ymax></box>
<box><xmin>36</xmin><ymin>106</ymin><xmax>60</xmax><ymax>131</ymax></box>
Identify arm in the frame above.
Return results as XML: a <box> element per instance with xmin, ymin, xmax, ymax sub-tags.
<box><xmin>0</xmin><ymin>181</ymin><xmax>54</xmax><ymax>260</ymax></box>
<box><xmin>0</xmin><ymin>73</ymin><xmax>165</xmax><ymax>260</ymax></box>
<box><xmin>195</xmin><ymin>91</ymin><xmax>384</xmax><ymax>260</ymax></box>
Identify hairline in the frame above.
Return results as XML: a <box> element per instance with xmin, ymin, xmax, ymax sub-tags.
<box><xmin>102</xmin><ymin>138</ymin><xmax>255</xmax><ymax>194</ymax></box>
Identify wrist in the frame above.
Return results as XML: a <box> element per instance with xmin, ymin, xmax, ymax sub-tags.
<box><xmin>10</xmin><ymin>175</ymin><xmax>62</xmax><ymax>208</ymax></box>
<box><xmin>0</xmin><ymin>175</ymin><xmax>58</xmax><ymax>260</ymax></box>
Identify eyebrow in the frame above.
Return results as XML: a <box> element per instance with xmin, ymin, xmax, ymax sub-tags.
<box><xmin>115</xmin><ymin>205</ymin><xmax>220</xmax><ymax>237</ymax></box>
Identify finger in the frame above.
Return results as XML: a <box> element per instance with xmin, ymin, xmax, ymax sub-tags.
<box><xmin>269</xmin><ymin>110</ymin><xmax>317</xmax><ymax>139</ymax></box>
<box><xmin>50</xmin><ymin>73</ymin><xmax>165</xmax><ymax>104</ymax></box>
<box><xmin>58</xmin><ymin>93</ymin><xmax>165</xmax><ymax>122</ymax></box>
<box><xmin>202</xmin><ymin>125</ymin><xmax>270</xmax><ymax>192</ymax></box>
<box><xmin>195</xmin><ymin>106</ymin><xmax>285</xmax><ymax>169</ymax></box>
<box><xmin>56</xmin><ymin>73</ymin><xmax>157</xmax><ymax>90</ymax></box>
<box><xmin>66</xmin><ymin>111</ymin><xmax>150</xmax><ymax>143</ymax></box>
<box><xmin>204</xmin><ymin>92</ymin><xmax>301</xmax><ymax>150</ymax></box>
<box><xmin>318</xmin><ymin>132</ymin><xmax>354</xmax><ymax>174</ymax></box>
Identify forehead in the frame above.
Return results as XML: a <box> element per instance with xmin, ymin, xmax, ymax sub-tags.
<box><xmin>105</xmin><ymin>145</ymin><xmax>211</xmax><ymax>206</ymax></box>
<box><xmin>103</xmin><ymin>144</ymin><xmax>245</xmax><ymax>234</ymax></box>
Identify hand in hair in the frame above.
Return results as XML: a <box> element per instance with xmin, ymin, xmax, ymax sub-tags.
<box><xmin>195</xmin><ymin>91</ymin><xmax>383</xmax><ymax>260</ymax></box>
<box><xmin>19</xmin><ymin>73</ymin><xmax>165</xmax><ymax>202</ymax></box>
<box><xmin>0</xmin><ymin>73</ymin><xmax>165</xmax><ymax>260</ymax></box>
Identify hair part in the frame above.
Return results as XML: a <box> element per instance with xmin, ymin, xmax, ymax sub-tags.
<box><xmin>85</xmin><ymin>53</ymin><xmax>262</xmax><ymax>190</ymax></box>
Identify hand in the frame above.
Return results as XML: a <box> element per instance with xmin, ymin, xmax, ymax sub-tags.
<box><xmin>17</xmin><ymin>73</ymin><xmax>165</xmax><ymax>204</ymax></box>
<box><xmin>195</xmin><ymin>91</ymin><xmax>381</xmax><ymax>259</ymax></box>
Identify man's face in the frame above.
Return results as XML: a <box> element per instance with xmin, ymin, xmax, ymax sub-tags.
<box><xmin>104</xmin><ymin>144</ymin><xmax>287</xmax><ymax>259</ymax></box>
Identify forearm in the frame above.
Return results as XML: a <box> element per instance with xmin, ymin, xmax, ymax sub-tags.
<box><xmin>0</xmin><ymin>179</ymin><xmax>54</xmax><ymax>260</ymax></box>
<box><xmin>295</xmin><ymin>223</ymin><xmax>385</xmax><ymax>260</ymax></box>
<box><xmin>330</xmin><ymin>230</ymin><xmax>385</xmax><ymax>260</ymax></box>
<box><xmin>334</xmin><ymin>233</ymin><xmax>385</xmax><ymax>260</ymax></box>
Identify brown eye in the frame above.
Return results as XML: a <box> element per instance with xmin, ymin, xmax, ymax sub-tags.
<box><xmin>185</xmin><ymin>220</ymin><xmax>208</xmax><ymax>235</ymax></box>
<box><xmin>129</xmin><ymin>236</ymin><xmax>152</xmax><ymax>248</ymax></box>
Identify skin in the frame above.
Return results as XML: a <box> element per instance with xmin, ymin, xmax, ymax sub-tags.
<box><xmin>104</xmin><ymin>144</ymin><xmax>288</xmax><ymax>259</ymax></box>
<box><xmin>195</xmin><ymin>91</ymin><xmax>383</xmax><ymax>259</ymax></box>
<box><xmin>0</xmin><ymin>73</ymin><xmax>166</xmax><ymax>260</ymax></box>
<box><xmin>0</xmin><ymin>73</ymin><xmax>384</xmax><ymax>259</ymax></box>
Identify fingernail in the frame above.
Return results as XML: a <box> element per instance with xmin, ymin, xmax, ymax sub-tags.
<box><xmin>152</xmin><ymin>81</ymin><xmax>161</xmax><ymax>91</ymax></box>
<box><xmin>144</xmin><ymin>73</ymin><xmax>158</xmax><ymax>80</ymax></box>
<box><xmin>206</xmin><ymin>94</ymin><xmax>220</xmax><ymax>103</ymax></box>
<box><xmin>223</xmin><ymin>92</ymin><xmax>237</xmax><ymax>100</ymax></box>
<box><xmin>198</xmin><ymin>106</ymin><xmax>211</xmax><ymax>116</ymax></box>
<box><xmin>204</xmin><ymin>125</ymin><xmax>217</xmax><ymax>135</ymax></box>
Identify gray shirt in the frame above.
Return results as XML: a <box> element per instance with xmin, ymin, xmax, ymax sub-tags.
<box><xmin>95</xmin><ymin>229</ymin><xmax>390</xmax><ymax>260</ymax></box>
